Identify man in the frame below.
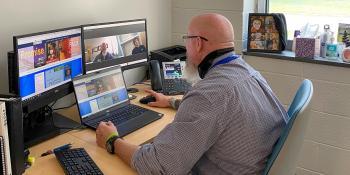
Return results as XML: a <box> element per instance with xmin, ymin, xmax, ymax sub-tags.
<box><xmin>96</xmin><ymin>13</ymin><xmax>287</xmax><ymax>175</ymax></box>
<box><xmin>94</xmin><ymin>42</ymin><xmax>113</xmax><ymax>62</ymax></box>
<box><xmin>131</xmin><ymin>37</ymin><xmax>146</xmax><ymax>54</ymax></box>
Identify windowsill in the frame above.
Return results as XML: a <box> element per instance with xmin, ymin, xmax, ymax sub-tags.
<box><xmin>242</xmin><ymin>50</ymin><xmax>350</xmax><ymax>68</ymax></box>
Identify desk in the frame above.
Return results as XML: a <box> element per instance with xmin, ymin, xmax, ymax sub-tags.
<box><xmin>25</xmin><ymin>84</ymin><xmax>179</xmax><ymax>175</ymax></box>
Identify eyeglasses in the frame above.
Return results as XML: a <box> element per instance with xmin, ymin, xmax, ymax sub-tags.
<box><xmin>182</xmin><ymin>35</ymin><xmax>209</xmax><ymax>41</ymax></box>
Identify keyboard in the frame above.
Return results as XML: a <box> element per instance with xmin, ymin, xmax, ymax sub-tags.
<box><xmin>106</xmin><ymin>104</ymin><xmax>148</xmax><ymax>124</ymax></box>
<box><xmin>89</xmin><ymin>104</ymin><xmax>149</xmax><ymax>128</ymax></box>
<box><xmin>55</xmin><ymin>148</ymin><xmax>103</xmax><ymax>175</ymax></box>
<box><xmin>162</xmin><ymin>79</ymin><xmax>191</xmax><ymax>95</ymax></box>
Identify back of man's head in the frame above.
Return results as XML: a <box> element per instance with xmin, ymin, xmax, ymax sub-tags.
<box><xmin>183</xmin><ymin>13</ymin><xmax>235</xmax><ymax>82</ymax></box>
<box><xmin>189</xmin><ymin>13</ymin><xmax>235</xmax><ymax>52</ymax></box>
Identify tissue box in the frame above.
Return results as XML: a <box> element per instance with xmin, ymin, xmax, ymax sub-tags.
<box><xmin>295</xmin><ymin>38</ymin><xmax>320</xmax><ymax>58</ymax></box>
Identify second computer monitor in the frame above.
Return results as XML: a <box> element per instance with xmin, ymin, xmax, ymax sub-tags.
<box><xmin>82</xmin><ymin>19</ymin><xmax>148</xmax><ymax>73</ymax></box>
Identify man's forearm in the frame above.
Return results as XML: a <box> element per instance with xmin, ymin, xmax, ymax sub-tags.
<box><xmin>114</xmin><ymin>139</ymin><xmax>140</xmax><ymax>167</ymax></box>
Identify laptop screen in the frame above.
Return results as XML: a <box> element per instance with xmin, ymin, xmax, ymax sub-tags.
<box><xmin>73</xmin><ymin>67</ymin><xmax>128</xmax><ymax>118</ymax></box>
<box><xmin>162</xmin><ymin>61</ymin><xmax>186</xmax><ymax>79</ymax></box>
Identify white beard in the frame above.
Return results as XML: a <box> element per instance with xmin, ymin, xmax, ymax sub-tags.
<box><xmin>183</xmin><ymin>59</ymin><xmax>201</xmax><ymax>85</ymax></box>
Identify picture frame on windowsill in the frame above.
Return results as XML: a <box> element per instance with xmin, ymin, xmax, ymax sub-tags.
<box><xmin>247</xmin><ymin>13</ymin><xmax>285</xmax><ymax>53</ymax></box>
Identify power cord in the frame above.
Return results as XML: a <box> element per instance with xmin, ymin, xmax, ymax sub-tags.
<box><xmin>52</xmin><ymin>102</ymin><xmax>77</xmax><ymax>111</ymax></box>
<box><xmin>50</xmin><ymin>100</ymin><xmax>58</xmax><ymax>108</ymax></box>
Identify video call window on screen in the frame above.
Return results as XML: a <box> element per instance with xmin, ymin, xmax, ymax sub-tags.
<box><xmin>16</xmin><ymin>28</ymin><xmax>83</xmax><ymax>100</ymax></box>
<box><xmin>84</xmin><ymin>32</ymin><xmax>147</xmax><ymax>63</ymax></box>
<box><xmin>83</xmin><ymin>19</ymin><xmax>148</xmax><ymax>73</ymax></box>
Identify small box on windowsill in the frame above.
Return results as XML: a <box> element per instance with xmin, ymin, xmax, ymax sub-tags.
<box><xmin>295</xmin><ymin>38</ymin><xmax>320</xmax><ymax>59</ymax></box>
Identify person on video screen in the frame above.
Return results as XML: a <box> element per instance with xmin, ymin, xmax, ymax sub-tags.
<box><xmin>94</xmin><ymin>42</ymin><xmax>114</xmax><ymax>62</ymax></box>
<box><xmin>131</xmin><ymin>37</ymin><xmax>146</xmax><ymax>55</ymax></box>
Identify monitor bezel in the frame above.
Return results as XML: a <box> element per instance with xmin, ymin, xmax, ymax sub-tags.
<box><xmin>13</xmin><ymin>25</ymin><xmax>84</xmax><ymax>112</ymax></box>
<box><xmin>81</xmin><ymin>18</ymin><xmax>149</xmax><ymax>74</ymax></box>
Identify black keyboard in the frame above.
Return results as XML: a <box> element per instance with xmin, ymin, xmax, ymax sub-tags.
<box><xmin>90</xmin><ymin>104</ymin><xmax>148</xmax><ymax>128</ymax></box>
<box><xmin>162</xmin><ymin>79</ymin><xmax>191</xmax><ymax>95</ymax></box>
<box><xmin>55</xmin><ymin>148</ymin><xmax>103</xmax><ymax>175</ymax></box>
<box><xmin>107</xmin><ymin>104</ymin><xmax>148</xmax><ymax>123</ymax></box>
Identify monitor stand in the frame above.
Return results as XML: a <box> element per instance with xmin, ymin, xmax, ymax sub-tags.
<box><xmin>24</xmin><ymin>112</ymin><xmax>80</xmax><ymax>148</ymax></box>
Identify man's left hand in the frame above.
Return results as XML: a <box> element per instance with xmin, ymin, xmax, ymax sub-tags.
<box><xmin>96</xmin><ymin>121</ymin><xmax>118</xmax><ymax>149</ymax></box>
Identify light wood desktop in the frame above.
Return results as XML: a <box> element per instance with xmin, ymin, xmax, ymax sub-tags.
<box><xmin>25</xmin><ymin>84</ymin><xmax>180</xmax><ymax>175</ymax></box>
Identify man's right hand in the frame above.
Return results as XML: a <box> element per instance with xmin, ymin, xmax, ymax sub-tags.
<box><xmin>144</xmin><ymin>89</ymin><xmax>172</xmax><ymax>108</ymax></box>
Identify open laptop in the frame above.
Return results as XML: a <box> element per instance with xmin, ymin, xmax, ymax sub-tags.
<box><xmin>161</xmin><ymin>61</ymin><xmax>192</xmax><ymax>95</ymax></box>
<box><xmin>72</xmin><ymin>66</ymin><xmax>163</xmax><ymax>137</ymax></box>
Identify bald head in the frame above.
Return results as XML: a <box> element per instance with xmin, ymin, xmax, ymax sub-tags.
<box><xmin>188</xmin><ymin>13</ymin><xmax>235</xmax><ymax>50</ymax></box>
<box><xmin>185</xmin><ymin>13</ymin><xmax>235</xmax><ymax>67</ymax></box>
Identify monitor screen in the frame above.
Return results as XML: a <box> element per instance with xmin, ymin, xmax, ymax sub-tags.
<box><xmin>162</xmin><ymin>61</ymin><xmax>186</xmax><ymax>79</ymax></box>
<box><xmin>83</xmin><ymin>19</ymin><xmax>148</xmax><ymax>73</ymax></box>
<box><xmin>15</xmin><ymin>27</ymin><xmax>83</xmax><ymax>101</ymax></box>
<box><xmin>73</xmin><ymin>67</ymin><xmax>128</xmax><ymax>118</ymax></box>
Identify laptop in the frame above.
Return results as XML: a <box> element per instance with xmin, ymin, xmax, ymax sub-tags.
<box><xmin>72</xmin><ymin>66</ymin><xmax>163</xmax><ymax>137</ymax></box>
<box><xmin>161</xmin><ymin>61</ymin><xmax>192</xmax><ymax>95</ymax></box>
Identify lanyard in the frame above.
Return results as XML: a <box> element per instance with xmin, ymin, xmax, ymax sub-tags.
<box><xmin>209</xmin><ymin>54</ymin><xmax>239</xmax><ymax>70</ymax></box>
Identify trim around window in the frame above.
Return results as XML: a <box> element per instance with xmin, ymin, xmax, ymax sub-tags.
<box><xmin>263</xmin><ymin>0</ymin><xmax>293</xmax><ymax>50</ymax></box>
<box><xmin>260</xmin><ymin>0</ymin><xmax>268</xmax><ymax>13</ymax></box>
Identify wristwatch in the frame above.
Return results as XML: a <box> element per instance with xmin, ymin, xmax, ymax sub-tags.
<box><xmin>168</xmin><ymin>97</ymin><xmax>176</xmax><ymax>109</ymax></box>
<box><xmin>106</xmin><ymin>133</ymin><xmax>120</xmax><ymax>154</ymax></box>
<box><xmin>168</xmin><ymin>97</ymin><xmax>181</xmax><ymax>109</ymax></box>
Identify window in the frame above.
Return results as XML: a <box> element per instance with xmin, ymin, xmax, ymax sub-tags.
<box><xmin>268</xmin><ymin>0</ymin><xmax>350</xmax><ymax>40</ymax></box>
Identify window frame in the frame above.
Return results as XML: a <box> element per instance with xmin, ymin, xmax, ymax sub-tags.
<box><xmin>264</xmin><ymin>0</ymin><xmax>293</xmax><ymax>51</ymax></box>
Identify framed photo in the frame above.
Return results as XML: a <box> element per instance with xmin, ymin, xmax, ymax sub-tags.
<box><xmin>247</xmin><ymin>13</ymin><xmax>282</xmax><ymax>53</ymax></box>
<box><xmin>338</xmin><ymin>23</ymin><xmax>350</xmax><ymax>45</ymax></box>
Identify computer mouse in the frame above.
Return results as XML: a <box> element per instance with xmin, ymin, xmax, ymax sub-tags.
<box><xmin>139</xmin><ymin>95</ymin><xmax>156</xmax><ymax>104</ymax></box>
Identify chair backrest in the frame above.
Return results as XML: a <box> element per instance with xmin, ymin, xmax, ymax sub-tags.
<box><xmin>263</xmin><ymin>79</ymin><xmax>313</xmax><ymax>175</ymax></box>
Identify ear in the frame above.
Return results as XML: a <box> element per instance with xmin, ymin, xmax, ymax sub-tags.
<box><xmin>195</xmin><ymin>37</ymin><xmax>203</xmax><ymax>52</ymax></box>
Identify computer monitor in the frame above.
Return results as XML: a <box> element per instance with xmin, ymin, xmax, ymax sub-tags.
<box><xmin>82</xmin><ymin>19</ymin><xmax>148</xmax><ymax>73</ymax></box>
<box><xmin>11</xmin><ymin>27</ymin><xmax>84</xmax><ymax>147</ymax></box>
<box><xmin>12</xmin><ymin>27</ymin><xmax>84</xmax><ymax>112</ymax></box>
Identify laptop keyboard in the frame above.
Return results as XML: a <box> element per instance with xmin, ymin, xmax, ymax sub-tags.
<box><xmin>162</xmin><ymin>79</ymin><xmax>191</xmax><ymax>95</ymax></box>
<box><xmin>89</xmin><ymin>104</ymin><xmax>148</xmax><ymax>128</ymax></box>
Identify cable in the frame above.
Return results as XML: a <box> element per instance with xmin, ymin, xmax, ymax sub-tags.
<box><xmin>50</xmin><ymin>100</ymin><xmax>58</xmax><ymax>108</ymax></box>
<box><xmin>52</xmin><ymin>102</ymin><xmax>77</xmax><ymax>111</ymax></box>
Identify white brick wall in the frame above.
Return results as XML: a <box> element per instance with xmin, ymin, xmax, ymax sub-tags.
<box><xmin>171</xmin><ymin>0</ymin><xmax>255</xmax><ymax>54</ymax></box>
<box><xmin>245</xmin><ymin>55</ymin><xmax>350</xmax><ymax>175</ymax></box>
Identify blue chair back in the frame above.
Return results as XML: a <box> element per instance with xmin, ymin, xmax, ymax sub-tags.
<box><xmin>262</xmin><ymin>79</ymin><xmax>313</xmax><ymax>175</ymax></box>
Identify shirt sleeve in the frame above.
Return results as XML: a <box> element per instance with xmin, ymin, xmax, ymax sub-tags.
<box><xmin>132</xmin><ymin>89</ymin><xmax>231</xmax><ymax>175</ymax></box>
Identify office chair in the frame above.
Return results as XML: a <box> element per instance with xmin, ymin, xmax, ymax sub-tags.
<box><xmin>262</xmin><ymin>79</ymin><xmax>314</xmax><ymax>175</ymax></box>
